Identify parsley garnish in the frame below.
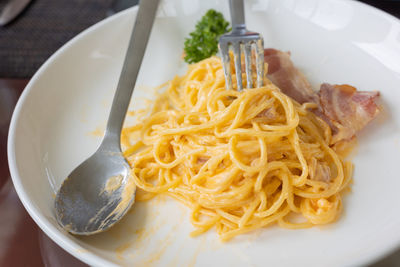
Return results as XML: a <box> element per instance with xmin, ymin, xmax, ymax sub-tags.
<box><xmin>184</xmin><ymin>9</ymin><xmax>230</xmax><ymax>64</ymax></box>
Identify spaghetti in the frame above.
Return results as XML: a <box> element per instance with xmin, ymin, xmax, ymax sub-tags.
<box><xmin>121</xmin><ymin>56</ymin><xmax>353</xmax><ymax>241</ymax></box>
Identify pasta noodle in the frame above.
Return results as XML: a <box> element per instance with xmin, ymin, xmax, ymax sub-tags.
<box><xmin>121</xmin><ymin>56</ymin><xmax>353</xmax><ymax>241</ymax></box>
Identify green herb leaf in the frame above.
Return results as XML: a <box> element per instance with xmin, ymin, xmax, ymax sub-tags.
<box><xmin>184</xmin><ymin>9</ymin><xmax>230</xmax><ymax>64</ymax></box>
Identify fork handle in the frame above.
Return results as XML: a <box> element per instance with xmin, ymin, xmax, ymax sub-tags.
<box><xmin>229</xmin><ymin>0</ymin><xmax>246</xmax><ymax>33</ymax></box>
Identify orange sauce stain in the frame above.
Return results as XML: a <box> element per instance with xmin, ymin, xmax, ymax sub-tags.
<box><xmin>116</xmin><ymin>242</ymin><xmax>133</xmax><ymax>261</ymax></box>
<box><xmin>88</xmin><ymin>127</ymin><xmax>104</xmax><ymax>137</ymax></box>
<box><xmin>186</xmin><ymin>236</ymin><xmax>207</xmax><ymax>267</ymax></box>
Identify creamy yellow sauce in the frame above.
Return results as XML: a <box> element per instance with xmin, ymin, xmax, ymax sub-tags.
<box><xmin>85</xmin><ymin>174</ymin><xmax>136</xmax><ymax>233</ymax></box>
<box><xmin>111</xmin><ymin>174</ymin><xmax>136</xmax><ymax>216</ymax></box>
<box><xmin>88</xmin><ymin>127</ymin><xmax>104</xmax><ymax>137</ymax></box>
<box><xmin>103</xmin><ymin>175</ymin><xmax>123</xmax><ymax>195</ymax></box>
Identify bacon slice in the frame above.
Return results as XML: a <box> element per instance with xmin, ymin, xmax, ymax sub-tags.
<box><xmin>309</xmin><ymin>158</ymin><xmax>331</xmax><ymax>183</ymax></box>
<box><xmin>317</xmin><ymin>83</ymin><xmax>380</xmax><ymax>143</ymax></box>
<box><xmin>263</xmin><ymin>48</ymin><xmax>380</xmax><ymax>144</ymax></box>
<box><xmin>264</xmin><ymin>48</ymin><xmax>316</xmax><ymax>104</ymax></box>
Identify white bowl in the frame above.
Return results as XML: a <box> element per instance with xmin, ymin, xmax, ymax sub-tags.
<box><xmin>8</xmin><ymin>0</ymin><xmax>400</xmax><ymax>266</ymax></box>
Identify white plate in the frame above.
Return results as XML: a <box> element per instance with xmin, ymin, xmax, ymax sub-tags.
<box><xmin>7</xmin><ymin>0</ymin><xmax>400</xmax><ymax>266</ymax></box>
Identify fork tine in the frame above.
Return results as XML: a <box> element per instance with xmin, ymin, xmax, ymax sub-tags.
<box><xmin>219</xmin><ymin>42</ymin><xmax>233</xmax><ymax>90</ymax></box>
<box><xmin>232</xmin><ymin>42</ymin><xmax>243</xmax><ymax>91</ymax></box>
<box><xmin>255</xmin><ymin>38</ymin><xmax>264</xmax><ymax>87</ymax></box>
<box><xmin>244</xmin><ymin>42</ymin><xmax>252</xmax><ymax>89</ymax></box>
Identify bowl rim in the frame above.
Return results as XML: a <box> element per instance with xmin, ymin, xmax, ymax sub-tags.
<box><xmin>7</xmin><ymin>1</ymin><xmax>400</xmax><ymax>266</ymax></box>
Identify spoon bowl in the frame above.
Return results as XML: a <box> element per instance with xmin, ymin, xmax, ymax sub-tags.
<box><xmin>55</xmin><ymin>143</ymin><xmax>134</xmax><ymax>234</ymax></box>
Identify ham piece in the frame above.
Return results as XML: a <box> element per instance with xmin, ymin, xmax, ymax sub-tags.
<box><xmin>263</xmin><ymin>48</ymin><xmax>380</xmax><ymax>144</ymax></box>
<box><xmin>264</xmin><ymin>48</ymin><xmax>317</xmax><ymax>104</ymax></box>
<box><xmin>318</xmin><ymin>83</ymin><xmax>379</xmax><ymax>143</ymax></box>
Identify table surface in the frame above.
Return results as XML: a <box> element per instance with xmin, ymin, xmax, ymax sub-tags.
<box><xmin>1</xmin><ymin>0</ymin><xmax>400</xmax><ymax>266</ymax></box>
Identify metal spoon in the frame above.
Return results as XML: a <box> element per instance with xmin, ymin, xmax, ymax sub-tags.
<box><xmin>55</xmin><ymin>0</ymin><xmax>160</xmax><ymax>235</ymax></box>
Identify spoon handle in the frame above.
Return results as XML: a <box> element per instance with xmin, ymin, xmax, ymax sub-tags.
<box><xmin>102</xmin><ymin>0</ymin><xmax>160</xmax><ymax>150</ymax></box>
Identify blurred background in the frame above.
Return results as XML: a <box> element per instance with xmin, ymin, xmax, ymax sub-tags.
<box><xmin>0</xmin><ymin>0</ymin><xmax>399</xmax><ymax>79</ymax></box>
<box><xmin>0</xmin><ymin>0</ymin><xmax>399</xmax><ymax>266</ymax></box>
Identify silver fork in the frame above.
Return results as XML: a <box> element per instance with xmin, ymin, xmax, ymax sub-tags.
<box><xmin>219</xmin><ymin>0</ymin><xmax>265</xmax><ymax>91</ymax></box>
